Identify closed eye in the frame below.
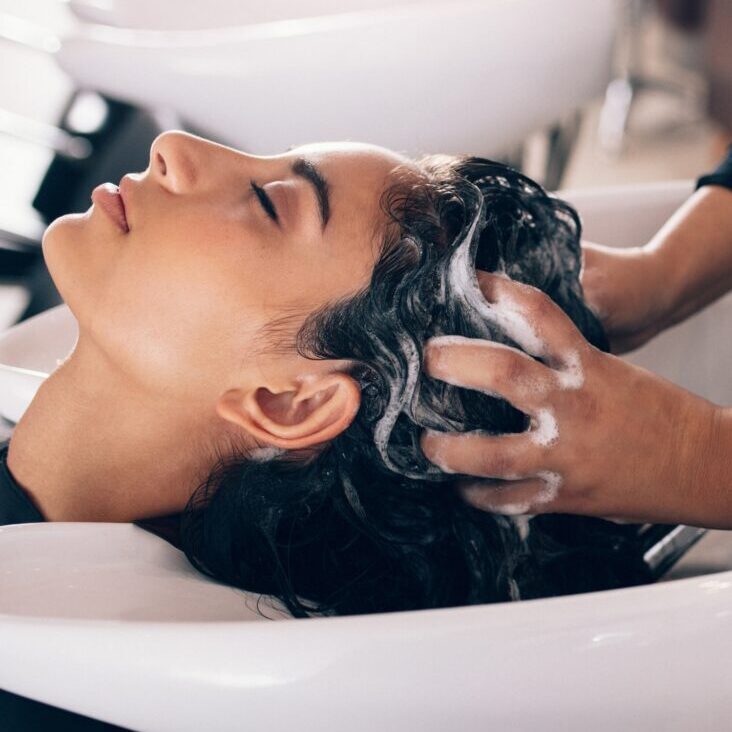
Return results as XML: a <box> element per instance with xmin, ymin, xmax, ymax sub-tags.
<box><xmin>250</xmin><ymin>180</ymin><xmax>279</xmax><ymax>225</ymax></box>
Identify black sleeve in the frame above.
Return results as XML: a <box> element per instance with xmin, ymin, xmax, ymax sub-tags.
<box><xmin>696</xmin><ymin>146</ymin><xmax>732</xmax><ymax>191</ymax></box>
<box><xmin>0</xmin><ymin>441</ymin><xmax>45</xmax><ymax>526</ymax></box>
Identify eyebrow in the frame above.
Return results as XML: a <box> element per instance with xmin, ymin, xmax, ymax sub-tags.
<box><xmin>291</xmin><ymin>157</ymin><xmax>331</xmax><ymax>231</ymax></box>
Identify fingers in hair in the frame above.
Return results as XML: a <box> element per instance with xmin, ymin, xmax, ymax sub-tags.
<box><xmin>475</xmin><ymin>271</ymin><xmax>587</xmax><ymax>374</ymax></box>
<box><xmin>458</xmin><ymin>473</ymin><xmax>560</xmax><ymax>515</ymax></box>
<box><xmin>420</xmin><ymin>429</ymin><xmax>550</xmax><ymax>479</ymax></box>
<box><xmin>424</xmin><ymin>336</ymin><xmax>555</xmax><ymax>414</ymax></box>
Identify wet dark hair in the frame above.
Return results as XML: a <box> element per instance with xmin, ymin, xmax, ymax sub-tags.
<box><xmin>177</xmin><ymin>156</ymin><xmax>652</xmax><ymax>617</ymax></box>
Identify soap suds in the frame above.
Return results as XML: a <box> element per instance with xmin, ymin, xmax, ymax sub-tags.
<box><xmin>497</xmin><ymin>499</ymin><xmax>533</xmax><ymax>516</ymax></box>
<box><xmin>556</xmin><ymin>350</ymin><xmax>584</xmax><ymax>390</ymax></box>
<box><xmin>498</xmin><ymin>471</ymin><xmax>561</xmax><ymax>514</ymax></box>
<box><xmin>460</xmin><ymin>469</ymin><xmax>561</xmax><ymax>517</ymax></box>
<box><xmin>446</xmin><ymin>226</ymin><xmax>586</xmax><ymax>395</ymax></box>
<box><xmin>530</xmin><ymin>408</ymin><xmax>559</xmax><ymax>447</ymax></box>
<box><xmin>512</xmin><ymin>514</ymin><xmax>533</xmax><ymax>541</ymax></box>
<box><xmin>249</xmin><ymin>446</ymin><xmax>285</xmax><ymax>462</ymax></box>
<box><xmin>448</xmin><ymin>248</ymin><xmax>548</xmax><ymax>359</ymax></box>
<box><xmin>535</xmin><ymin>469</ymin><xmax>562</xmax><ymax>502</ymax></box>
<box><xmin>373</xmin><ymin>333</ymin><xmax>421</xmax><ymax>475</ymax></box>
<box><xmin>482</xmin><ymin>296</ymin><xmax>546</xmax><ymax>358</ymax></box>
<box><xmin>508</xmin><ymin>577</ymin><xmax>522</xmax><ymax>601</ymax></box>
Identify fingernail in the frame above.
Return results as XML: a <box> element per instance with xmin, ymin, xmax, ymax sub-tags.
<box><xmin>459</xmin><ymin>483</ymin><xmax>532</xmax><ymax>515</ymax></box>
<box><xmin>420</xmin><ymin>429</ymin><xmax>440</xmax><ymax>454</ymax></box>
<box><xmin>424</xmin><ymin>335</ymin><xmax>470</xmax><ymax>375</ymax></box>
<box><xmin>423</xmin><ymin>340</ymin><xmax>444</xmax><ymax>373</ymax></box>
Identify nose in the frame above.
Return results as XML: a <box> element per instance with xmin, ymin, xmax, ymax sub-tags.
<box><xmin>149</xmin><ymin>130</ymin><xmax>276</xmax><ymax>197</ymax></box>
<box><xmin>148</xmin><ymin>131</ymin><xmax>216</xmax><ymax>194</ymax></box>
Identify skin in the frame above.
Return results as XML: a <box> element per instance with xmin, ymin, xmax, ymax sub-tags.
<box><xmin>583</xmin><ymin>186</ymin><xmax>732</xmax><ymax>354</ymax></box>
<box><xmin>7</xmin><ymin>131</ymin><xmax>416</xmax><ymax>522</ymax></box>
<box><xmin>421</xmin><ymin>186</ymin><xmax>732</xmax><ymax>529</ymax></box>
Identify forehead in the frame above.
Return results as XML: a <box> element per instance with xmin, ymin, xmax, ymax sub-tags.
<box><xmin>288</xmin><ymin>142</ymin><xmax>421</xmax><ymax>188</ymax></box>
<box><xmin>291</xmin><ymin>140</ymin><xmax>408</xmax><ymax>164</ymax></box>
<box><xmin>295</xmin><ymin>143</ymin><xmax>409</xmax><ymax>233</ymax></box>
<box><xmin>282</xmin><ymin>143</ymin><xmax>425</xmax><ymax>267</ymax></box>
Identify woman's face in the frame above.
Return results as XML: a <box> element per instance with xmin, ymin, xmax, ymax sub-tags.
<box><xmin>43</xmin><ymin>132</ymin><xmax>410</xmax><ymax>400</ymax></box>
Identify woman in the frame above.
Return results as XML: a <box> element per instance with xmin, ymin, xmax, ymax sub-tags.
<box><xmin>2</xmin><ymin>131</ymin><xmax>653</xmax><ymax>616</ymax></box>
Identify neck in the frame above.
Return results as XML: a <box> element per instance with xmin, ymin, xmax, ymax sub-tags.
<box><xmin>7</xmin><ymin>340</ymin><xmax>229</xmax><ymax>522</ymax></box>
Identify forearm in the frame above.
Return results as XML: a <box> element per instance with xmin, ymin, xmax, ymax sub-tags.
<box><xmin>647</xmin><ymin>185</ymin><xmax>732</xmax><ymax>330</ymax></box>
<box><xmin>689</xmin><ymin>405</ymin><xmax>732</xmax><ymax>530</ymax></box>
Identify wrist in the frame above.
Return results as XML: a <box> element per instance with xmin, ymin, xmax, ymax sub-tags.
<box><xmin>634</xmin><ymin>245</ymin><xmax>679</xmax><ymax>332</ymax></box>
<box><xmin>679</xmin><ymin>402</ymin><xmax>732</xmax><ymax>529</ymax></box>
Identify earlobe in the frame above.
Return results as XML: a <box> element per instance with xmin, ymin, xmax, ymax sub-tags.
<box><xmin>216</xmin><ymin>373</ymin><xmax>361</xmax><ymax>451</ymax></box>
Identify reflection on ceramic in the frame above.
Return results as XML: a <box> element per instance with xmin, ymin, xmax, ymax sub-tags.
<box><xmin>0</xmin><ymin>523</ymin><xmax>285</xmax><ymax>622</ymax></box>
<box><xmin>57</xmin><ymin>0</ymin><xmax>615</xmax><ymax>157</ymax></box>
<box><xmin>68</xmin><ymin>0</ymin><xmax>429</xmax><ymax>30</ymax></box>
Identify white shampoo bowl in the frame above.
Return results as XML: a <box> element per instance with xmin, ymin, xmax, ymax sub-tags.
<box><xmin>55</xmin><ymin>0</ymin><xmax>615</xmax><ymax>158</ymax></box>
<box><xmin>2</xmin><ymin>180</ymin><xmax>731</xmax><ymax>731</ymax></box>
<box><xmin>0</xmin><ymin>521</ymin><xmax>730</xmax><ymax>732</ymax></box>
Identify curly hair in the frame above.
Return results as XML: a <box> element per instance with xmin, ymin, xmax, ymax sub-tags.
<box><xmin>177</xmin><ymin>156</ymin><xmax>652</xmax><ymax>617</ymax></box>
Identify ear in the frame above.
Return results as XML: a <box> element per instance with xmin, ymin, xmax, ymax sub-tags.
<box><xmin>216</xmin><ymin>373</ymin><xmax>361</xmax><ymax>451</ymax></box>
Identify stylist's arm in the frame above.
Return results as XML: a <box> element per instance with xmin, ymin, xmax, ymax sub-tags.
<box><xmin>420</xmin><ymin>272</ymin><xmax>732</xmax><ymax>529</ymax></box>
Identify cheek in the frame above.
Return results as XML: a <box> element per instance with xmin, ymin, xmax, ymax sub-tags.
<box><xmin>87</xmin><ymin>234</ymin><xmax>272</xmax><ymax>393</ymax></box>
<box><xmin>91</xmin><ymin>289</ymin><xmax>262</xmax><ymax>396</ymax></box>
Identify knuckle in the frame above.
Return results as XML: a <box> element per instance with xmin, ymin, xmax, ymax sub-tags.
<box><xmin>482</xmin><ymin>451</ymin><xmax>515</xmax><ymax>478</ymax></box>
<box><xmin>575</xmin><ymin>336</ymin><xmax>595</xmax><ymax>360</ymax></box>
<box><xmin>563</xmin><ymin>482</ymin><xmax>596</xmax><ymax>516</ymax></box>
<box><xmin>576</xmin><ymin>391</ymin><xmax>601</xmax><ymax>423</ymax></box>
<box><xmin>533</xmin><ymin>442</ymin><xmax>554</xmax><ymax>466</ymax></box>
<box><xmin>525</xmin><ymin>290</ymin><xmax>553</xmax><ymax>321</ymax></box>
<box><xmin>497</xmin><ymin>351</ymin><xmax>527</xmax><ymax>387</ymax></box>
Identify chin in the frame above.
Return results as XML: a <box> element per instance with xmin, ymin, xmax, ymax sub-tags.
<box><xmin>41</xmin><ymin>211</ymin><xmax>92</xmax><ymax>310</ymax></box>
<box><xmin>42</xmin><ymin>210</ymin><xmax>90</xmax><ymax>251</ymax></box>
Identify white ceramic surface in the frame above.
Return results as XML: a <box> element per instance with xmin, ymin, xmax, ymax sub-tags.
<box><xmin>1</xmin><ymin>522</ymin><xmax>731</xmax><ymax>731</ymax></box>
<box><xmin>2</xmin><ymin>181</ymin><xmax>731</xmax><ymax>731</ymax></box>
<box><xmin>56</xmin><ymin>0</ymin><xmax>615</xmax><ymax>158</ymax></box>
<box><xmin>0</xmin><ymin>522</ymin><xmax>285</xmax><ymax>621</ymax></box>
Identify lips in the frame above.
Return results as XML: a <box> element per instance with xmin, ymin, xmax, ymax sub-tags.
<box><xmin>91</xmin><ymin>182</ymin><xmax>129</xmax><ymax>233</ymax></box>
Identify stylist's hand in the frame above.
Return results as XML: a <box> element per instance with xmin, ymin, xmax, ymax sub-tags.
<box><xmin>420</xmin><ymin>272</ymin><xmax>727</xmax><ymax>527</ymax></box>
<box><xmin>581</xmin><ymin>242</ymin><xmax>671</xmax><ymax>354</ymax></box>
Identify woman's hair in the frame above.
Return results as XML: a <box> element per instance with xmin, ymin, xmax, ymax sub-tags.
<box><xmin>177</xmin><ymin>156</ymin><xmax>652</xmax><ymax>617</ymax></box>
